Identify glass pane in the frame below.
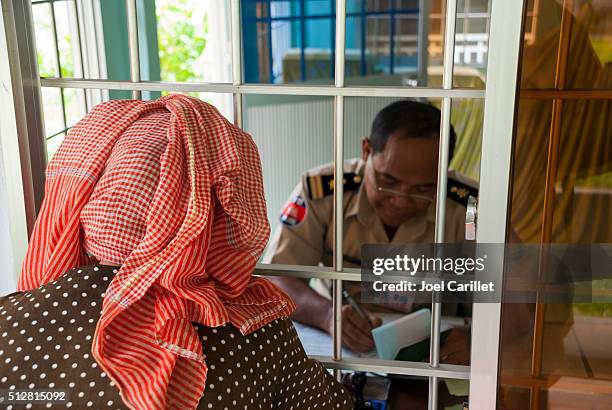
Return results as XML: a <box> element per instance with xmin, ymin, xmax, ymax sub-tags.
<box><xmin>32</xmin><ymin>2</ymin><xmax>58</xmax><ymax>78</ymax></box>
<box><xmin>63</xmin><ymin>88</ymin><xmax>88</xmax><ymax>129</ymax></box>
<box><xmin>42</xmin><ymin>89</ymin><xmax>234</xmax><ymax>160</ymax></box>
<box><xmin>566</xmin><ymin>0</ymin><xmax>611</xmax><ymax>90</ymax></box>
<box><xmin>502</xmin><ymin>20</ymin><xmax>612</xmax><ymax>401</ymax></box>
<box><xmin>155</xmin><ymin>0</ymin><xmax>232</xmax><ymax>83</ymax></box>
<box><xmin>43</xmin><ymin>87</ymin><xmax>109</xmax><ymax>159</ymax></box>
<box><xmin>32</xmin><ymin>0</ymin><xmax>83</xmax><ymax>79</ymax></box>
<box><xmin>31</xmin><ymin>0</ymin><xmax>233</xmax><ymax>83</ymax></box>
<box><xmin>340</xmin><ymin>97</ymin><xmax>480</xmax><ymax>361</ymax></box>
<box><xmin>245</xmin><ymin>95</ymin><xmax>333</xmax><ymax>251</ymax></box>
<box><xmin>340</xmin><ymin>95</ymin><xmax>482</xmax><ymax>252</ymax></box>
<box><xmin>195</xmin><ymin>93</ymin><xmax>234</xmax><ymax>122</ymax></box>
<box><xmin>508</xmin><ymin>99</ymin><xmax>553</xmax><ymax>243</ymax></box>
<box><xmin>552</xmin><ymin>98</ymin><xmax>612</xmax><ymax>242</ymax></box>
<box><xmin>46</xmin><ymin>131</ymin><xmax>67</xmax><ymax>161</ymax></box>
<box><xmin>242</xmin><ymin>0</ymin><xmax>336</xmax><ymax>84</ymax></box>
<box><xmin>257</xmin><ymin>95</ymin><xmax>482</xmax><ymax>361</ymax></box>
<box><xmin>53</xmin><ymin>0</ymin><xmax>77</xmax><ymax>78</ymax></box>
<box><xmin>520</xmin><ymin>0</ymin><xmax>612</xmax><ymax>90</ymax></box>
<box><xmin>41</xmin><ymin>87</ymin><xmax>65</xmax><ymax>138</ymax></box>
<box><xmin>345</xmin><ymin>0</ymin><xmax>489</xmax><ymax>88</ymax></box>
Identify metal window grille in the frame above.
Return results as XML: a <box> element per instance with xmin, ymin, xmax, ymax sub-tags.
<box><xmin>31</xmin><ymin>0</ymin><xmax>104</xmax><ymax>148</ymax></box>
<box><xmin>242</xmin><ymin>0</ymin><xmax>426</xmax><ymax>82</ymax></box>
<box><xmin>1</xmin><ymin>0</ymin><xmax>528</xmax><ymax>408</ymax></box>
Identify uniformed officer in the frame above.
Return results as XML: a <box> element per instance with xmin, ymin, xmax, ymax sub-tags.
<box><xmin>263</xmin><ymin>100</ymin><xmax>477</xmax><ymax>353</ymax></box>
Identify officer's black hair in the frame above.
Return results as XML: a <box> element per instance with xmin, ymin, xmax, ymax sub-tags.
<box><xmin>369</xmin><ymin>100</ymin><xmax>456</xmax><ymax>161</ymax></box>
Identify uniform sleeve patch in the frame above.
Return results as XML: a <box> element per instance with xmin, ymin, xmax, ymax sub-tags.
<box><xmin>280</xmin><ymin>195</ymin><xmax>307</xmax><ymax>226</ymax></box>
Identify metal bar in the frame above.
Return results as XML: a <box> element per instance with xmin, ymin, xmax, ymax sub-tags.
<box><xmin>468</xmin><ymin>0</ymin><xmax>526</xmax><ymax>409</ymax></box>
<box><xmin>531</xmin><ymin>1</ymin><xmax>574</xmax><ymax>408</ymax></box>
<box><xmin>360</xmin><ymin>0</ymin><xmax>366</xmax><ymax>76</ymax></box>
<box><xmin>417</xmin><ymin>0</ymin><xmax>430</xmax><ymax>86</ymax></box>
<box><xmin>332</xmin><ymin>95</ymin><xmax>344</xmax><ymax>373</ymax></box>
<box><xmin>125</xmin><ymin>0</ymin><xmax>140</xmax><ymax>99</ymax></box>
<box><xmin>40</xmin><ymin>77</ymin><xmax>487</xmax><ymax>98</ymax></box>
<box><xmin>332</xmin><ymin>0</ymin><xmax>347</xmax><ymax>381</ymax></box>
<box><xmin>299</xmin><ymin>0</ymin><xmax>306</xmax><ymax>81</ymax></box>
<box><xmin>2</xmin><ymin>0</ymin><xmax>47</xmax><ymax>226</ymax></box>
<box><xmin>254</xmin><ymin>263</ymin><xmax>361</xmax><ymax>281</ymax></box>
<box><xmin>231</xmin><ymin>0</ymin><xmax>243</xmax><ymax>127</ymax></box>
<box><xmin>314</xmin><ymin>356</ymin><xmax>471</xmax><ymax>380</ymax></box>
<box><xmin>69</xmin><ymin>0</ymin><xmax>89</xmax><ymax>113</ymax></box>
<box><xmin>335</xmin><ymin>0</ymin><xmax>346</xmax><ymax>87</ymax></box>
<box><xmin>1</xmin><ymin>0</ymin><xmax>47</xmax><ymax>284</ymax></box>
<box><xmin>49</xmin><ymin>2</ymin><xmax>67</xmax><ymax>131</ymax></box>
<box><xmin>233</xmin><ymin>88</ymin><xmax>243</xmax><ymax>130</ymax></box>
<box><xmin>91</xmin><ymin>0</ymin><xmax>107</xmax><ymax>104</ymax></box>
<box><xmin>76</xmin><ymin>0</ymin><xmax>95</xmax><ymax>107</ymax></box>
<box><xmin>440</xmin><ymin>0</ymin><xmax>458</xmax><ymax>91</ymax></box>
<box><xmin>0</xmin><ymin>0</ymin><xmax>30</xmax><ymax>283</ymax></box>
<box><xmin>389</xmin><ymin>0</ymin><xmax>396</xmax><ymax>74</ymax></box>
<box><xmin>266</xmin><ymin>0</ymin><xmax>274</xmax><ymax>82</ymax></box>
<box><xmin>429</xmin><ymin>1</ymin><xmax>457</xmax><ymax>408</ymax></box>
<box><xmin>255</xmin><ymin>263</ymin><xmax>433</xmax><ymax>283</ymax></box>
<box><xmin>330</xmin><ymin>0</ymin><xmax>335</xmax><ymax>79</ymax></box>
<box><xmin>456</xmin><ymin>11</ymin><xmax>489</xmax><ymax>19</ymax></box>
<box><xmin>45</xmin><ymin>126</ymin><xmax>73</xmax><ymax>140</ymax></box>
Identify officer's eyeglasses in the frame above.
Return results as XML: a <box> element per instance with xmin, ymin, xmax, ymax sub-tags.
<box><xmin>368</xmin><ymin>158</ymin><xmax>436</xmax><ymax>204</ymax></box>
<box><xmin>375</xmin><ymin>186</ymin><xmax>436</xmax><ymax>203</ymax></box>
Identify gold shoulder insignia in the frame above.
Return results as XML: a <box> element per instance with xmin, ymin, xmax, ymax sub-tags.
<box><xmin>448</xmin><ymin>178</ymin><xmax>478</xmax><ymax>206</ymax></box>
<box><xmin>305</xmin><ymin>172</ymin><xmax>363</xmax><ymax>200</ymax></box>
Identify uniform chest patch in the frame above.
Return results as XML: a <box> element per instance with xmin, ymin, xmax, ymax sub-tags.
<box><xmin>280</xmin><ymin>195</ymin><xmax>307</xmax><ymax>226</ymax></box>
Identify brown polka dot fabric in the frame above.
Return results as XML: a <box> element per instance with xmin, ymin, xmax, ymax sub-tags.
<box><xmin>196</xmin><ymin>316</ymin><xmax>352</xmax><ymax>409</ymax></box>
<box><xmin>0</xmin><ymin>265</ymin><xmax>354</xmax><ymax>409</ymax></box>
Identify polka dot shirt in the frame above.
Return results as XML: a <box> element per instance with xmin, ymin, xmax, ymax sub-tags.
<box><xmin>0</xmin><ymin>265</ymin><xmax>354</xmax><ymax>409</ymax></box>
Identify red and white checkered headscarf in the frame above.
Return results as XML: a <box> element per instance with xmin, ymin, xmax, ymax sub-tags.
<box><xmin>19</xmin><ymin>94</ymin><xmax>295</xmax><ymax>409</ymax></box>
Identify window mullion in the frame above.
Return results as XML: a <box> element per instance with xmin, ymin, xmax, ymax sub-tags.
<box><xmin>125</xmin><ymin>0</ymin><xmax>140</xmax><ymax>99</ymax></box>
<box><xmin>49</xmin><ymin>2</ymin><xmax>68</xmax><ymax>132</ymax></box>
<box><xmin>231</xmin><ymin>0</ymin><xmax>243</xmax><ymax>127</ymax></box>
<box><xmin>429</xmin><ymin>1</ymin><xmax>459</xmax><ymax>409</ymax></box>
<box><xmin>332</xmin><ymin>0</ymin><xmax>347</xmax><ymax>379</ymax></box>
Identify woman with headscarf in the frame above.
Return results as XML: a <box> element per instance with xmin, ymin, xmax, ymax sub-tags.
<box><xmin>0</xmin><ymin>95</ymin><xmax>353</xmax><ymax>409</ymax></box>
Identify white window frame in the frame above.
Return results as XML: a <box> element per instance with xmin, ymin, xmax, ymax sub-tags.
<box><xmin>1</xmin><ymin>0</ymin><xmax>527</xmax><ymax>408</ymax></box>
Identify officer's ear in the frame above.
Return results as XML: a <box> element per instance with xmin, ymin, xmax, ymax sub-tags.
<box><xmin>361</xmin><ymin>137</ymin><xmax>372</xmax><ymax>162</ymax></box>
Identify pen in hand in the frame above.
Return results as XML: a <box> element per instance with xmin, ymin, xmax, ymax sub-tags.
<box><xmin>342</xmin><ymin>289</ymin><xmax>374</xmax><ymax>328</ymax></box>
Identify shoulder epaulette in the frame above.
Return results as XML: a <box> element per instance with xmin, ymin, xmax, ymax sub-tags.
<box><xmin>304</xmin><ymin>172</ymin><xmax>363</xmax><ymax>200</ymax></box>
<box><xmin>448</xmin><ymin>178</ymin><xmax>478</xmax><ymax>206</ymax></box>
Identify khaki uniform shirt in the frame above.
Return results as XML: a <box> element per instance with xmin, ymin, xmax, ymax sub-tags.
<box><xmin>263</xmin><ymin>158</ymin><xmax>469</xmax><ymax>271</ymax></box>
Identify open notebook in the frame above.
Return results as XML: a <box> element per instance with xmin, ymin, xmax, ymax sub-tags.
<box><xmin>293</xmin><ymin>309</ymin><xmax>461</xmax><ymax>359</ymax></box>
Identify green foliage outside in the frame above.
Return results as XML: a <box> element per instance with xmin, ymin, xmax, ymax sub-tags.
<box><xmin>574</xmin><ymin>303</ymin><xmax>612</xmax><ymax>318</ymax></box>
<box><xmin>156</xmin><ymin>0</ymin><xmax>207</xmax><ymax>86</ymax></box>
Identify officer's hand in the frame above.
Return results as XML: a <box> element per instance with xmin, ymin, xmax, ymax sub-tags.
<box><xmin>326</xmin><ymin>305</ymin><xmax>382</xmax><ymax>353</ymax></box>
